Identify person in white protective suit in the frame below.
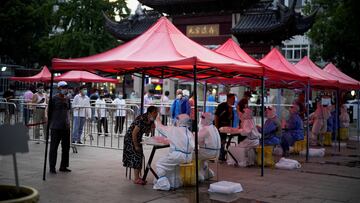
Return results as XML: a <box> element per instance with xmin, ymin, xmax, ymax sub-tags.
<box><xmin>227</xmin><ymin>108</ymin><xmax>260</xmax><ymax>166</ymax></box>
<box><xmin>197</xmin><ymin>112</ymin><xmax>221</xmax><ymax>181</ymax></box>
<box><xmin>310</xmin><ymin>102</ymin><xmax>331</xmax><ymax>146</ymax></box>
<box><xmin>153</xmin><ymin>114</ymin><xmax>195</xmax><ymax>190</ymax></box>
<box><xmin>339</xmin><ymin>104</ymin><xmax>350</xmax><ymax>128</ymax></box>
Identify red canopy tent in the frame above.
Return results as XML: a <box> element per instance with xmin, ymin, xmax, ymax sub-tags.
<box><xmin>323</xmin><ymin>63</ymin><xmax>360</xmax><ymax>88</ymax></box>
<box><xmin>54</xmin><ymin>70</ymin><xmax>118</xmax><ymax>83</ymax></box>
<box><xmin>52</xmin><ymin>17</ymin><xmax>263</xmax><ymax>78</ymax></box>
<box><xmin>293</xmin><ymin>56</ymin><xmax>339</xmax><ymax>88</ymax></box>
<box><xmin>10</xmin><ymin>66</ymin><xmax>51</xmax><ymax>82</ymax></box>
<box><xmin>212</xmin><ymin>39</ymin><xmax>307</xmax><ymax>87</ymax></box>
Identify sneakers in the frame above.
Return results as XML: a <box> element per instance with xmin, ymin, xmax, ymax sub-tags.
<box><xmin>77</xmin><ymin>141</ymin><xmax>83</xmax><ymax>144</ymax></box>
<box><xmin>50</xmin><ymin>168</ymin><xmax>56</xmax><ymax>174</ymax></box>
<box><xmin>59</xmin><ymin>167</ymin><xmax>72</xmax><ymax>172</ymax></box>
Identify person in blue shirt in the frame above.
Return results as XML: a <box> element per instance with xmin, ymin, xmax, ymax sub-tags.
<box><xmin>281</xmin><ymin>103</ymin><xmax>304</xmax><ymax>157</ymax></box>
<box><xmin>326</xmin><ymin>104</ymin><xmax>337</xmax><ymax>140</ymax></box>
<box><xmin>206</xmin><ymin>90</ymin><xmax>216</xmax><ymax>114</ymax></box>
<box><xmin>170</xmin><ymin>89</ymin><xmax>191</xmax><ymax>121</ymax></box>
<box><xmin>257</xmin><ymin>106</ymin><xmax>281</xmax><ymax>145</ymax></box>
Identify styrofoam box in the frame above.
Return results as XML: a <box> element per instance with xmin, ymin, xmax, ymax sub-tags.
<box><xmin>208</xmin><ymin>181</ymin><xmax>243</xmax><ymax>194</ymax></box>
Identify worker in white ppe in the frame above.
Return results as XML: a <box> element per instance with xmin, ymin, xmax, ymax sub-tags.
<box><xmin>198</xmin><ymin>112</ymin><xmax>221</xmax><ymax>181</ymax></box>
<box><xmin>310</xmin><ymin>102</ymin><xmax>331</xmax><ymax>146</ymax></box>
<box><xmin>153</xmin><ymin>114</ymin><xmax>195</xmax><ymax>190</ymax></box>
<box><xmin>237</xmin><ymin>108</ymin><xmax>261</xmax><ymax>147</ymax></box>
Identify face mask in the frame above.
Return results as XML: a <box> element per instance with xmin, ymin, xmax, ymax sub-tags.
<box><xmin>81</xmin><ymin>89</ymin><xmax>87</xmax><ymax>95</ymax></box>
<box><xmin>60</xmin><ymin>89</ymin><xmax>68</xmax><ymax>95</ymax></box>
<box><xmin>177</xmin><ymin>94</ymin><xmax>182</xmax><ymax>99</ymax></box>
<box><xmin>149</xmin><ymin>116</ymin><xmax>155</xmax><ymax>122</ymax></box>
<box><xmin>38</xmin><ymin>89</ymin><xmax>44</xmax><ymax>93</ymax></box>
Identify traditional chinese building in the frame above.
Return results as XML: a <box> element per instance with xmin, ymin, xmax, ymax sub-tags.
<box><xmin>104</xmin><ymin>0</ymin><xmax>316</xmax><ymax>57</ymax></box>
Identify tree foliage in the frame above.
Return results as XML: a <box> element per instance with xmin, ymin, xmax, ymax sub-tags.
<box><xmin>39</xmin><ymin>0</ymin><xmax>129</xmax><ymax>65</ymax></box>
<box><xmin>0</xmin><ymin>0</ymin><xmax>54</xmax><ymax>67</ymax></box>
<box><xmin>0</xmin><ymin>0</ymin><xmax>129</xmax><ymax>68</ymax></box>
<box><xmin>308</xmin><ymin>0</ymin><xmax>360</xmax><ymax>80</ymax></box>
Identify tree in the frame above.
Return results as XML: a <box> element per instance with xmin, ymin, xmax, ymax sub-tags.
<box><xmin>39</xmin><ymin>0</ymin><xmax>129</xmax><ymax>65</ymax></box>
<box><xmin>0</xmin><ymin>0</ymin><xmax>54</xmax><ymax>68</ymax></box>
<box><xmin>308</xmin><ymin>0</ymin><xmax>360</xmax><ymax>80</ymax></box>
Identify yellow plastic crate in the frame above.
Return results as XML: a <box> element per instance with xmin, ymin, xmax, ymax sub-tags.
<box><xmin>256</xmin><ymin>146</ymin><xmax>274</xmax><ymax>167</ymax></box>
<box><xmin>323</xmin><ymin>132</ymin><xmax>332</xmax><ymax>146</ymax></box>
<box><xmin>180</xmin><ymin>161</ymin><xmax>196</xmax><ymax>186</ymax></box>
<box><xmin>294</xmin><ymin>136</ymin><xmax>307</xmax><ymax>154</ymax></box>
<box><xmin>339</xmin><ymin>128</ymin><xmax>349</xmax><ymax>140</ymax></box>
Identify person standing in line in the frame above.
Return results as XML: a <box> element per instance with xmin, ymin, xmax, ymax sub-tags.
<box><xmin>171</xmin><ymin>89</ymin><xmax>191</xmax><ymax>122</ymax></box>
<box><xmin>3</xmin><ymin>85</ymin><xmax>15</xmax><ymax>124</ymax></box>
<box><xmin>23</xmin><ymin>85</ymin><xmax>35</xmax><ymax>125</ymax></box>
<box><xmin>123</xmin><ymin>106</ymin><xmax>158</xmax><ymax>185</ymax></box>
<box><xmin>160</xmin><ymin>91</ymin><xmax>170</xmax><ymax>125</ymax></box>
<box><xmin>32</xmin><ymin>83</ymin><xmax>48</xmax><ymax>140</ymax></box>
<box><xmin>48</xmin><ymin>81</ymin><xmax>71</xmax><ymax>174</ymax></box>
<box><xmin>206</xmin><ymin>90</ymin><xmax>216</xmax><ymax>114</ymax></box>
<box><xmin>214</xmin><ymin>93</ymin><xmax>236</xmax><ymax>161</ymax></box>
<box><xmin>143</xmin><ymin>89</ymin><xmax>154</xmax><ymax>113</ymax></box>
<box><xmin>95</xmin><ymin>94</ymin><xmax>108</xmax><ymax>136</ymax></box>
<box><xmin>71</xmin><ymin>85</ymin><xmax>91</xmax><ymax>144</ymax></box>
<box><xmin>113</xmin><ymin>93</ymin><xmax>126</xmax><ymax>134</ymax></box>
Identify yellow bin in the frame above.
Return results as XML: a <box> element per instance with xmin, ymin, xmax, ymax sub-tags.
<box><xmin>323</xmin><ymin>132</ymin><xmax>332</xmax><ymax>146</ymax></box>
<box><xmin>339</xmin><ymin>128</ymin><xmax>349</xmax><ymax>140</ymax></box>
<box><xmin>180</xmin><ymin>161</ymin><xmax>196</xmax><ymax>186</ymax></box>
<box><xmin>294</xmin><ymin>136</ymin><xmax>307</xmax><ymax>154</ymax></box>
<box><xmin>256</xmin><ymin>146</ymin><xmax>274</xmax><ymax>167</ymax></box>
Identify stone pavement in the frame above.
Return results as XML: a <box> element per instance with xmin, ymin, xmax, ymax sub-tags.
<box><xmin>1</xmin><ymin>137</ymin><xmax>360</xmax><ymax>203</ymax></box>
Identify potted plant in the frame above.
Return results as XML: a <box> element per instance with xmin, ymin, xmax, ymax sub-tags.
<box><xmin>0</xmin><ymin>123</ymin><xmax>39</xmax><ymax>202</ymax></box>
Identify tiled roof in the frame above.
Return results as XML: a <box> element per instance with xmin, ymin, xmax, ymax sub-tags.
<box><xmin>138</xmin><ymin>0</ymin><xmax>258</xmax><ymax>15</ymax></box>
<box><xmin>103</xmin><ymin>11</ymin><xmax>161</xmax><ymax>42</ymax></box>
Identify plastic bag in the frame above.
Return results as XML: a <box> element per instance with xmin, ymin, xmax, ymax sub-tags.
<box><xmin>208</xmin><ymin>181</ymin><xmax>243</xmax><ymax>194</ymax></box>
<box><xmin>299</xmin><ymin>148</ymin><xmax>325</xmax><ymax>157</ymax></box>
<box><xmin>153</xmin><ymin>177</ymin><xmax>171</xmax><ymax>191</ymax></box>
<box><xmin>275</xmin><ymin>158</ymin><xmax>301</xmax><ymax>170</ymax></box>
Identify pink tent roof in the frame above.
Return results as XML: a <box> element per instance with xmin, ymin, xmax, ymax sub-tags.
<box><xmin>214</xmin><ymin>38</ymin><xmax>259</xmax><ymax>65</ymax></box>
<box><xmin>212</xmin><ymin>39</ymin><xmax>306</xmax><ymax>87</ymax></box>
<box><xmin>259</xmin><ymin>48</ymin><xmax>308</xmax><ymax>83</ymax></box>
<box><xmin>10</xmin><ymin>66</ymin><xmax>51</xmax><ymax>82</ymax></box>
<box><xmin>323</xmin><ymin>63</ymin><xmax>360</xmax><ymax>88</ymax></box>
<box><xmin>294</xmin><ymin>56</ymin><xmax>338</xmax><ymax>88</ymax></box>
<box><xmin>54</xmin><ymin>71</ymin><xmax>118</xmax><ymax>83</ymax></box>
<box><xmin>52</xmin><ymin>17</ymin><xmax>263</xmax><ymax>78</ymax></box>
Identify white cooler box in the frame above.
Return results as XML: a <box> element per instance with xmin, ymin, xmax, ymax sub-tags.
<box><xmin>208</xmin><ymin>181</ymin><xmax>243</xmax><ymax>194</ymax></box>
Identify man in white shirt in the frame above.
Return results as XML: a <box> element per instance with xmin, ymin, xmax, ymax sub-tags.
<box><xmin>23</xmin><ymin>85</ymin><xmax>35</xmax><ymax>125</ymax></box>
<box><xmin>72</xmin><ymin>85</ymin><xmax>91</xmax><ymax>144</ymax></box>
<box><xmin>113</xmin><ymin>94</ymin><xmax>126</xmax><ymax>134</ymax></box>
<box><xmin>143</xmin><ymin>89</ymin><xmax>154</xmax><ymax>113</ymax></box>
<box><xmin>160</xmin><ymin>91</ymin><xmax>170</xmax><ymax>125</ymax></box>
<box><xmin>95</xmin><ymin>94</ymin><xmax>108</xmax><ymax>136</ymax></box>
<box><xmin>32</xmin><ymin>83</ymin><xmax>48</xmax><ymax>140</ymax></box>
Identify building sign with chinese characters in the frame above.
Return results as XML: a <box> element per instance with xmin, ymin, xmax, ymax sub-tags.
<box><xmin>186</xmin><ymin>24</ymin><xmax>219</xmax><ymax>37</ymax></box>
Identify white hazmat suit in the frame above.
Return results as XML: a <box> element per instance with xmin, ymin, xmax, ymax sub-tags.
<box><xmin>340</xmin><ymin>105</ymin><xmax>350</xmax><ymax>128</ymax></box>
<box><xmin>310</xmin><ymin>103</ymin><xmax>331</xmax><ymax>145</ymax></box>
<box><xmin>153</xmin><ymin>114</ymin><xmax>195</xmax><ymax>190</ymax></box>
<box><xmin>227</xmin><ymin>108</ymin><xmax>260</xmax><ymax>166</ymax></box>
<box><xmin>198</xmin><ymin>112</ymin><xmax>221</xmax><ymax>181</ymax></box>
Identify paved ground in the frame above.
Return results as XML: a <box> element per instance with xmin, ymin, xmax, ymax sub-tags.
<box><xmin>1</xmin><ymin>135</ymin><xmax>360</xmax><ymax>203</ymax></box>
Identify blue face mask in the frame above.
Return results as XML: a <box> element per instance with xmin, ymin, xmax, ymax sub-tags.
<box><xmin>60</xmin><ymin>89</ymin><xmax>68</xmax><ymax>95</ymax></box>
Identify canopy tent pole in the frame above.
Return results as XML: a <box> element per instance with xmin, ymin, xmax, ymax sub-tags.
<box><xmin>122</xmin><ymin>74</ymin><xmax>126</xmax><ymax>99</ymax></box>
<box><xmin>261</xmin><ymin>77</ymin><xmax>265</xmax><ymax>176</ymax></box>
<box><xmin>43</xmin><ymin>70</ymin><xmax>55</xmax><ymax>181</ymax></box>
<box><xmin>306</xmin><ymin>82</ymin><xmax>310</xmax><ymax>162</ymax></box>
<box><xmin>193</xmin><ymin>65</ymin><xmax>199</xmax><ymax>203</ymax></box>
<box><xmin>335</xmin><ymin>89</ymin><xmax>340</xmax><ymax>152</ymax></box>
<box><xmin>140</xmin><ymin>72</ymin><xmax>145</xmax><ymax>114</ymax></box>
<box><xmin>276</xmin><ymin>89</ymin><xmax>281</xmax><ymax>118</ymax></box>
<box><xmin>357</xmin><ymin>90</ymin><xmax>360</xmax><ymax>147</ymax></box>
<box><xmin>203</xmin><ymin>82</ymin><xmax>207</xmax><ymax>112</ymax></box>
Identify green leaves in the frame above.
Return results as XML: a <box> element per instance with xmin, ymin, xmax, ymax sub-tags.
<box><xmin>308</xmin><ymin>0</ymin><xmax>360</xmax><ymax>80</ymax></box>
